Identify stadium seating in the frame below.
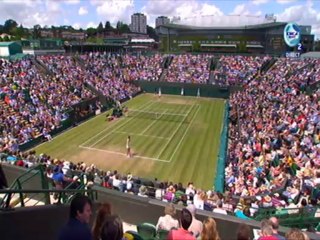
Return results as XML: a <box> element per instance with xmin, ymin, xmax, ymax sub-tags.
<box><xmin>213</xmin><ymin>55</ymin><xmax>271</xmax><ymax>85</ymax></box>
<box><xmin>1</xmin><ymin>53</ymin><xmax>320</xmax><ymax>234</ymax></box>
<box><xmin>137</xmin><ymin>223</ymin><xmax>157</xmax><ymax>240</ymax></box>
<box><xmin>165</xmin><ymin>54</ymin><xmax>212</xmax><ymax>83</ymax></box>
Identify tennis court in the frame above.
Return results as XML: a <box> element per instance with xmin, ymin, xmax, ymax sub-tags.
<box><xmin>35</xmin><ymin>94</ymin><xmax>225</xmax><ymax>189</ymax></box>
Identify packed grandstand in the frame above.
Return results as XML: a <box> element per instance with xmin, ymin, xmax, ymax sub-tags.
<box><xmin>1</xmin><ymin>52</ymin><xmax>320</xmax><ymax>238</ymax></box>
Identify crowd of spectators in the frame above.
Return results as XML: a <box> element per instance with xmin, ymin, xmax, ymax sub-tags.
<box><xmin>60</xmin><ymin>194</ymin><xmax>312</xmax><ymax>240</ymax></box>
<box><xmin>214</xmin><ymin>55</ymin><xmax>271</xmax><ymax>86</ymax></box>
<box><xmin>0</xmin><ymin>58</ymin><xmax>76</xmax><ymax>148</ymax></box>
<box><xmin>37</xmin><ymin>55</ymin><xmax>94</xmax><ymax>100</ymax></box>
<box><xmin>166</xmin><ymin>54</ymin><xmax>212</xmax><ymax>84</ymax></box>
<box><xmin>2</xmin><ymin>54</ymin><xmax>320</xmax><ymax>237</ymax></box>
<box><xmin>80</xmin><ymin>52</ymin><xmax>141</xmax><ymax>100</ymax></box>
<box><xmin>119</xmin><ymin>53</ymin><xmax>163</xmax><ymax>81</ymax></box>
<box><xmin>226</xmin><ymin>57</ymin><xmax>320</xmax><ymax>215</ymax></box>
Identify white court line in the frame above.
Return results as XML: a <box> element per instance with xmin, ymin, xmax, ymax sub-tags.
<box><xmin>156</xmin><ymin>104</ymin><xmax>195</xmax><ymax>159</ymax></box>
<box><xmin>80</xmin><ymin>100</ymin><xmax>154</xmax><ymax>147</ymax></box>
<box><xmin>113</xmin><ymin>130</ymin><xmax>169</xmax><ymax>140</ymax></box>
<box><xmin>169</xmin><ymin>104</ymin><xmax>200</xmax><ymax>162</ymax></box>
<box><xmin>79</xmin><ymin>146</ymin><xmax>170</xmax><ymax>163</ymax></box>
<box><xmin>140</xmin><ymin>109</ymin><xmax>168</xmax><ymax>135</ymax></box>
<box><xmin>88</xmin><ymin>101</ymin><xmax>158</xmax><ymax>148</ymax></box>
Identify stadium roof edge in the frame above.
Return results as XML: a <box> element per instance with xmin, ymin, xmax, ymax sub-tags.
<box><xmin>0</xmin><ymin>41</ymin><xmax>17</xmax><ymax>47</ymax></box>
<box><xmin>160</xmin><ymin>22</ymin><xmax>302</xmax><ymax>30</ymax></box>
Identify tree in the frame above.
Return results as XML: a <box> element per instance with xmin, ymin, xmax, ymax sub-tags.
<box><xmin>86</xmin><ymin>27</ymin><xmax>97</xmax><ymax>37</ymax></box>
<box><xmin>104</xmin><ymin>21</ymin><xmax>113</xmax><ymax>31</ymax></box>
<box><xmin>147</xmin><ymin>25</ymin><xmax>158</xmax><ymax>41</ymax></box>
<box><xmin>97</xmin><ymin>22</ymin><xmax>104</xmax><ymax>33</ymax></box>
<box><xmin>4</xmin><ymin>19</ymin><xmax>18</xmax><ymax>33</ymax></box>
<box><xmin>3</xmin><ymin>36</ymin><xmax>10</xmax><ymax>42</ymax></box>
<box><xmin>33</xmin><ymin>24</ymin><xmax>41</xmax><ymax>39</ymax></box>
<box><xmin>14</xmin><ymin>24</ymin><xmax>26</xmax><ymax>39</ymax></box>
<box><xmin>116</xmin><ymin>21</ymin><xmax>130</xmax><ymax>34</ymax></box>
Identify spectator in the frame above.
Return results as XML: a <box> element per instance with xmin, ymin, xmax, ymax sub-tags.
<box><xmin>92</xmin><ymin>202</ymin><xmax>112</xmax><ymax>240</ymax></box>
<box><xmin>258</xmin><ymin>221</ymin><xmax>277</xmax><ymax>240</ymax></box>
<box><xmin>285</xmin><ymin>228</ymin><xmax>307</xmax><ymax>240</ymax></box>
<box><xmin>100</xmin><ymin>215</ymin><xmax>124</xmax><ymax>240</ymax></box>
<box><xmin>201</xmin><ymin>217</ymin><xmax>220</xmax><ymax>240</ymax></box>
<box><xmin>213</xmin><ymin>200</ymin><xmax>228</xmax><ymax>215</ymax></box>
<box><xmin>167</xmin><ymin>208</ymin><xmax>195</xmax><ymax>240</ymax></box>
<box><xmin>237</xmin><ymin>223</ymin><xmax>251</xmax><ymax>240</ymax></box>
<box><xmin>52</xmin><ymin>165</ymin><xmax>74</xmax><ymax>199</ymax></box>
<box><xmin>186</xmin><ymin>204</ymin><xmax>203</xmax><ymax>237</ymax></box>
<box><xmin>59</xmin><ymin>194</ymin><xmax>93</xmax><ymax>240</ymax></box>
<box><xmin>156</xmin><ymin>203</ymin><xmax>179</xmax><ymax>231</ymax></box>
<box><xmin>269</xmin><ymin>217</ymin><xmax>286</xmax><ymax>240</ymax></box>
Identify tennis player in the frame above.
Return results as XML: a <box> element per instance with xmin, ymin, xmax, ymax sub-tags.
<box><xmin>126</xmin><ymin>135</ymin><xmax>132</xmax><ymax>158</ymax></box>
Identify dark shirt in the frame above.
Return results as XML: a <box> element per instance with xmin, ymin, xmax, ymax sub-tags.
<box><xmin>272</xmin><ymin>233</ymin><xmax>286</xmax><ymax>240</ymax></box>
<box><xmin>59</xmin><ymin>218</ymin><xmax>92</xmax><ymax>240</ymax></box>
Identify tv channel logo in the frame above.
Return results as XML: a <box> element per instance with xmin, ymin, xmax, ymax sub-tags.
<box><xmin>283</xmin><ymin>22</ymin><xmax>301</xmax><ymax>47</ymax></box>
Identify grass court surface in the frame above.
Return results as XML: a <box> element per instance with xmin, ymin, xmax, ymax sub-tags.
<box><xmin>35</xmin><ymin>94</ymin><xmax>225</xmax><ymax>189</ymax></box>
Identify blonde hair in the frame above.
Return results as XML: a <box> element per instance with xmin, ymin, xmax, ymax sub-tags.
<box><xmin>201</xmin><ymin>217</ymin><xmax>220</xmax><ymax>240</ymax></box>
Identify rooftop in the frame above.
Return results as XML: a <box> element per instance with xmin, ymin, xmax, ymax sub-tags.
<box><xmin>161</xmin><ymin>22</ymin><xmax>288</xmax><ymax>30</ymax></box>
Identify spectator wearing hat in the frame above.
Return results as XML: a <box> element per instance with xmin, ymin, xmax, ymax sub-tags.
<box><xmin>167</xmin><ymin>208</ymin><xmax>195</xmax><ymax>240</ymax></box>
<box><xmin>156</xmin><ymin>203</ymin><xmax>179</xmax><ymax>231</ymax></box>
<box><xmin>186</xmin><ymin>204</ymin><xmax>203</xmax><ymax>237</ymax></box>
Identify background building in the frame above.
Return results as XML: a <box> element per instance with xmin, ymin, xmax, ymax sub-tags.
<box><xmin>156</xmin><ymin>16</ymin><xmax>170</xmax><ymax>28</ymax></box>
<box><xmin>0</xmin><ymin>41</ymin><xmax>22</xmax><ymax>57</ymax></box>
<box><xmin>158</xmin><ymin>22</ymin><xmax>314</xmax><ymax>54</ymax></box>
<box><xmin>130</xmin><ymin>13</ymin><xmax>147</xmax><ymax>34</ymax></box>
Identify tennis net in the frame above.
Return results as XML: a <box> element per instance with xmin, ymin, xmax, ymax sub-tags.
<box><xmin>126</xmin><ymin>109</ymin><xmax>190</xmax><ymax>123</ymax></box>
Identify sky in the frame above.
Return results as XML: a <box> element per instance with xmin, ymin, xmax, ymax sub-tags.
<box><xmin>0</xmin><ymin>0</ymin><xmax>319</xmax><ymax>38</ymax></box>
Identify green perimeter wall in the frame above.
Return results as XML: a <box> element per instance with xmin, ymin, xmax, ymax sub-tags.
<box><xmin>135</xmin><ymin>80</ymin><xmax>242</xmax><ymax>99</ymax></box>
<box><xmin>215</xmin><ymin>101</ymin><xmax>229</xmax><ymax>192</ymax></box>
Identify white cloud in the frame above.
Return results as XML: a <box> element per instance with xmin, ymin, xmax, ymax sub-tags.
<box><xmin>231</xmin><ymin>4</ymin><xmax>250</xmax><ymax>15</ymax></box>
<box><xmin>252</xmin><ymin>0</ymin><xmax>269</xmax><ymax>5</ymax></box>
<box><xmin>78</xmin><ymin>6</ymin><xmax>88</xmax><ymax>16</ymax></box>
<box><xmin>142</xmin><ymin>0</ymin><xmax>225</xmax><ymax>27</ymax></box>
<box><xmin>276</xmin><ymin>0</ymin><xmax>297</xmax><ymax>4</ymax></box>
<box><xmin>86</xmin><ymin>21</ymin><xmax>97</xmax><ymax>29</ymax></box>
<box><xmin>142</xmin><ymin>0</ymin><xmax>268</xmax><ymax>28</ymax></box>
<box><xmin>276</xmin><ymin>2</ymin><xmax>320</xmax><ymax>37</ymax></box>
<box><xmin>72</xmin><ymin>22</ymin><xmax>81</xmax><ymax>29</ymax></box>
<box><xmin>65</xmin><ymin>0</ymin><xmax>80</xmax><ymax>5</ymax></box>
<box><xmin>0</xmin><ymin>0</ymin><xmax>63</xmax><ymax>27</ymax></box>
<box><xmin>92</xmin><ymin>0</ymin><xmax>134</xmax><ymax>25</ymax></box>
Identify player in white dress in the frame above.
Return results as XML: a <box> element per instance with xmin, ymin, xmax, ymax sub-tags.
<box><xmin>126</xmin><ymin>136</ymin><xmax>132</xmax><ymax>158</ymax></box>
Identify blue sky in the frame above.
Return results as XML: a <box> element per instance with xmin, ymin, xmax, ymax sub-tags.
<box><xmin>0</xmin><ymin>0</ymin><xmax>319</xmax><ymax>37</ymax></box>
